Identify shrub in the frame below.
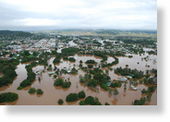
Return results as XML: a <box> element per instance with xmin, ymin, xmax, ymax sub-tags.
<box><xmin>100</xmin><ymin>83</ymin><xmax>109</xmax><ymax>91</ymax></box>
<box><xmin>53</xmin><ymin>58</ymin><xmax>60</xmax><ymax>64</ymax></box>
<box><xmin>70</xmin><ymin>67</ymin><xmax>78</xmax><ymax>74</ymax></box>
<box><xmin>53</xmin><ymin>54</ymin><xmax>61</xmax><ymax>64</ymax></box>
<box><xmin>68</xmin><ymin>57</ymin><xmax>76</xmax><ymax>62</ymax></box>
<box><xmin>110</xmin><ymin>82</ymin><xmax>122</xmax><ymax>88</ymax></box>
<box><xmin>62</xmin><ymin>81</ymin><xmax>71</xmax><ymax>88</ymax></box>
<box><xmin>87</xmin><ymin>65</ymin><xmax>93</xmax><ymax>68</ymax></box>
<box><xmin>80</xmin><ymin>60</ymin><xmax>83</xmax><ymax>63</ymax></box>
<box><xmin>54</xmin><ymin>78</ymin><xmax>64</xmax><ymax>86</ymax></box>
<box><xmin>36</xmin><ymin>89</ymin><xmax>43</xmax><ymax>95</ymax></box>
<box><xmin>19</xmin><ymin>79</ymin><xmax>31</xmax><ymax>88</ymax></box>
<box><xmin>78</xmin><ymin>91</ymin><xmax>86</xmax><ymax>99</ymax></box>
<box><xmin>105</xmin><ymin>102</ymin><xmax>110</xmax><ymax>105</ymax></box>
<box><xmin>133</xmin><ymin>97</ymin><xmax>146</xmax><ymax>105</ymax></box>
<box><xmin>58</xmin><ymin>99</ymin><xmax>64</xmax><ymax>105</ymax></box>
<box><xmin>63</xmin><ymin>57</ymin><xmax>69</xmax><ymax>61</ymax></box>
<box><xmin>79</xmin><ymin>96</ymin><xmax>101</xmax><ymax>105</ymax></box>
<box><xmin>141</xmin><ymin>86</ymin><xmax>156</xmax><ymax>95</ymax></box>
<box><xmin>114</xmin><ymin>67</ymin><xmax>144</xmax><ymax>79</ymax></box>
<box><xmin>66</xmin><ymin>93</ymin><xmax>79</xmax><ymax>102</ymax></box>
<box><xmin>87</xmin><ymin>79</ymin><xmax>98</xmax><ymax>88</ymax></box>
<box><xmin>54</xmin><ymin>78</ymin><xmax>71</xmax><ymax>88</ymax></box>
<box><xmin>79</xmin><ymin>100</ymin><xmax>85</xmax><ymax>105</ymax></box>
<box><xmin>85</xmin><ymin>60</ymin><xmax>97</xmax><ymax>64</ymax></box>
<box><xmin>28</xmin><ymin>88</ymin><xmax>36</xmax><ymax>94</ymax></box>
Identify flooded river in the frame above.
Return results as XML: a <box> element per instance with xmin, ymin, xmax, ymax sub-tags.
<box><xmin>0</xmin><ymin>53</ymin><xmax>157</xmax><ymax>105</ymax></box>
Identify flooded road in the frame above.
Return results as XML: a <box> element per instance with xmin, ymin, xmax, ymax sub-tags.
<box><xmin>0</xmin><ymin>53</ymin><xmax>157</xmax><ymax>105</ymax></box>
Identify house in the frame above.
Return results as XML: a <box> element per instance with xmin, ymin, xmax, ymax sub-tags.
<box><xmin>118</xmin><ymin>77</ymin><xmax>127</xmax><ymax>82</ymax></box>
<box><xmin>106</xmin><ymin>82</ymin><xmax>112</xmax><ymax>87</ymax></box>
<box><xmin>130</xmin><ymin>84</ymin><xmax>138</xmax><ymax>91</ymax></box>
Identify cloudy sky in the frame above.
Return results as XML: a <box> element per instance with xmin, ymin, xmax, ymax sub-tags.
<box><xmin>0</xmin><ymin>0</ymin><xmax>157</xmax><ymax>30</ymax></box>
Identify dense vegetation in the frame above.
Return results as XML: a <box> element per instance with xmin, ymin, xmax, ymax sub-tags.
<box><xmin>28</xmin><ymin>88</ymin><xmax>36</xmax><ymax>94</ymax></box>
<box><xmin>28</xmin><ymin>88</ymin><xmax>44</xmax><ymax>95</ymax></box>
<box><xmin>61</xmin><ymin>47</ymin><xmax>80</xmax><ymax>56</ymax></box>
<box><xmin>66</xmin><ymin>93</ymin><xmax>79</xmax><ymax>102</ymax></box>
<box><xmin>79</xmin><ymin>96</ymin><xmax>101</xmax><ymax>105</ymax></box>
<box><xmin>0</xmin><ymin>59</ymin><xmax>19</xmax><ymax>87</ymax></box>
<box><xmin>133</xmin><ymin>97</ymin><xmax>146</xmax><ymax>105</ymax></box>
<box><xmin>36</xmin><ymin>89</ymin><xmax>44</xmax><ymax>95</ymax></box>
<box><xmin>20</xmin><ymin>51</ymin><xmax>38</xmax><ymax>63</ymax></box>
<box><xmin>0</xmin><ymin>92</ymin><xmax>18</xmax><ymax>103</ymax></box>
<box><xmin>80</xmin><ymin>68</ymin><xmax>111</xmax><ymax>91</ymax></box>
<box><xmin>53</xmin><ymin>48</ymin><xmax>79</xmax><ymax>64</ymax></box>
<box><xmin>80</xmin><ymin>51</ymin><xmax>107</xmax><ymax>62</ymax></box>
<box><xmin>114</xmin><ymin>67</ymin><xmax>144</xmax><ymax>79</ymax></box>
<box><xmin>85</xmin><ymin>60</ymin><xmax>97</xmax><ymax>64</ymax></box>
<box><xmin>53</xmin><ymin>54</ymin><xmax>62</xmax><ymax>64</ymax></box>
<box><xmin>101</xmin><ymin>57</ymin><xmax>119</xmax><ymax>68</ymax></box>
<box><xmin>143</xmin><ymin>76</ymin><xmax>157</xmax><ymax>85</ymax></box>
<box><xmin>0</xmin><ymin>30</ymin><xmax>47</xmax><ymax>41</ymax></box>
<box><xmin>110</xmin><ymin>81</ymin><xmax>122</xmax><ymax>88</ymax></box>
<box><xmin>67</xmin><ymin>57</ymin><xmax>76</xmax><ymax>62</ymax></box>
<box><xmin>66</xmin><ymin>91</ymin><xmax>86</xmax><ymax>102</ymax></box>
<box><xmin>116</xmin><ymin>36</ymin><xmax>156</xmax><ymax>47</ymax></box>
<box><xmin>78</xmin><ymin>91</ymin><xmax>86</xmax><ymax>99</ymax></box>
<box><xmin>141</xmin><ymin>86</ymin><xmax>157</xmax><ymax>95</ymax></box>
<box><xmin>54</xmin><ymin>78</ymin><xmax>71</xmax><ymax>88</ymax></box>
<box><xmin>0</xmin><ymin>30</ymin><xmax>33</xmax><ymax>40</ymax></box>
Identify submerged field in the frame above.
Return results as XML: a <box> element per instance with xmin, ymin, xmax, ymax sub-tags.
<box><xmin>0</xmin><ymin>52</ymin><xmax>157</xmax><ymax>105</ymax></box>
<box><xmin>0</xmin><ymin>30</ymin><xmax>157</xmax><ymax>105</ymax></box>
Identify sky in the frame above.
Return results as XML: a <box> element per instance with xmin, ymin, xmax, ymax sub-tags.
<box><xmin>0</xmin><ymin>0</ymin><xmax>157</xmax><ymax>30</ymax></box>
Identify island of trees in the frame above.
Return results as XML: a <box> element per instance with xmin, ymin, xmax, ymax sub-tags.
<box><xmin>0</xmin><ymin>92</ymin><xmax>18</xmax><ymax>103</ymax></box>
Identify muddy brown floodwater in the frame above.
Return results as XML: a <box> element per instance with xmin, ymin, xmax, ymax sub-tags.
<box><xmin>0</xmin><ymin>53</ymin><xmax>157</xmax><ymax>105</ymax></box>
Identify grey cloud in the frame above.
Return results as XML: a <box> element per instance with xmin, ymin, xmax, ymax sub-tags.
<box><xmin>0</xmin><ymin>0</ymin><xmax>157</xmax><ymax>30</ymax></box>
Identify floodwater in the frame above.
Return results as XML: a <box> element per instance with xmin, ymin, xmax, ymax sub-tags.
<box><xmin>0</xmin><ymin>53</ymin><xmax>157</xmax><ymax>105</ymax></box>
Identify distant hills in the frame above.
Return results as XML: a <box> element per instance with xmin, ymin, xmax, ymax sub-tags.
<box><xmin>0</xmin><ymin>30</ymin><xmax>47</xmax><ymax>41</ymax></box>
<box><xmin>0</xmin><ymin>30</ymin><xmax>33</xmax><ymax>40</ymax></box>
<box><xmin>0</xmin><ymin>30</ymin><xmax>33</xmax><ymax>36</ymax></box>
<box><xmin>0</xmin><ymin>29</ymin><xmax>156</xmax><ymax>40</ymax></box>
